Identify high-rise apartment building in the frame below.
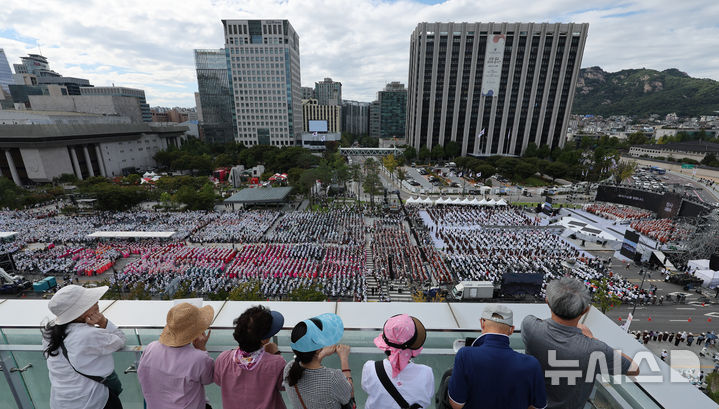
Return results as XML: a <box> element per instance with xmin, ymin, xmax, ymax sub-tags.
<box><xmin>80</xmin><ymin>86</ymin><xmax>151</xmax><ymax>122</ymax></box>
<box><xmin>314</xmin><ymin>77</ymin><xmax>341</xmax><ymax>106</ymax></box>
<box><xmin>194</xmin><ymin>49</ymin><xmax>235</xmax><ymax>144</ymax></box>
<box><xmin>302</xmin><ymin>99</ymin><xmax>341</xmax><ymax>132</ymax></box>
<box><xmin>342</xmin><ymin>100</ymin><xmax>370</xmax><ymax>135</ymax></box>
<box><xmin>378</xmin><ymin>82</ymin><xmax>407</xmax><ymax>139</ymax></box>
<box><xmin>407</xmin><ymin>22</ymin><xmax>588</xmax><ymax>156</ymax></box>
<box><xmin>223</xmin><ymin>19</ymin><xmax>302</xmax><ymax>146</ymax></box>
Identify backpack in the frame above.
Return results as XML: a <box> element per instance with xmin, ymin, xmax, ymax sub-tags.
<box><xmin>435</xmin><ymin>368</ymin><xmax>453</xmax><ymax>409</ymax></box>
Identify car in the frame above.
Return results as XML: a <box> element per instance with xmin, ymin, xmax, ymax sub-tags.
<box><xmin>450</xmin><ymin>182</ymin><xmax>460</xmax><ymax>188</ymax></box>
<box><xmin>409</xmin><ymin>180</ymin><xmax>420</xmax><ymax>186</ymax></box>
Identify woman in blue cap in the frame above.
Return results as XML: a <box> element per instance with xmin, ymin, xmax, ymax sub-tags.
<box><xmin>283</xmin><ymin>313</ymin><xmax>354</xmax><ymax>409</ymax></box>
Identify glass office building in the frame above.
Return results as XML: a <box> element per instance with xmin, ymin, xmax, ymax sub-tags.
<box><xmin>194</xmin><ymin>49</ymin><xmax>236</xmax><ymax>144</ymax></box>
<box><xmin>407</xmin><ymin>22</ymin><xmax>589</xmax><ymax>157</ymax></box>
<box><xmin>222</xmin><ymin>19</ymin><xmax>303</xmax><ymax>147</ymax></box>
<box><xmin>378</xmin><ymin>82</ymin><xmax>407</xmax><ymax>139</ymax></box>
<box><xmin>1</xmin><ymin>299</ymin><xmax>714</xmax><ymax>408</ymax></box>
<box><xmin>0</xmin><ymin>49</ymin><xmax>14</xmax><ymax>96</ymax></box>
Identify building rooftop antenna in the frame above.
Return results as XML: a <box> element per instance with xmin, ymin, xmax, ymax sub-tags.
<box><xmin>37</xmin><ymin>41</ymin><xmax>42</xmax><ymax>56</ymax></box>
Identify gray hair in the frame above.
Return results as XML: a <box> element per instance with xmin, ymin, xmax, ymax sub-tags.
<box><xmin>546</xmin><ymin>277</ymin><xmax>591</xmax><ymax>320</ymax></box>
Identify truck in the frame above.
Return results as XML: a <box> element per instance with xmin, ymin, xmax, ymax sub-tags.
<box><xmin>0</xmin><ymin>267</ymin><xmax>32</xmax><ymax>294</ymax></box>
<box><xmin>32</xmin><ymin>276</ymin><xmax>57</xmax><ymax>293</ymax></box>
<box><xmin>450</xmin><ymin>281</ymin><xmax>495</xmax><ymax>301</ymax></box>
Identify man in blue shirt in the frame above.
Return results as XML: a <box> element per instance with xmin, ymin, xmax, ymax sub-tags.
<box><xmin>449</xmin><ymin>305</ymin><xmax>546</xmax><ymax>409</ymax></box>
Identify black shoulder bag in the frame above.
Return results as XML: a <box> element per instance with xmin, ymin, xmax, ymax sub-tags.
<box><xmin>374</xmin><ymin>360</ymin><xmax>422</xmax><ymax>409</ymax></box>
<box><xmin>60</xmin><ymin>342</ymin><xmax>123</xmax><ymax>396</ymax></box>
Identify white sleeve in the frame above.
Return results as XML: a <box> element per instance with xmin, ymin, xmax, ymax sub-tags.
<box><xmin>361</xmin><ymin>360</ymin><xmax>374</xmax><ymax>395</ymax></box>
<box><xmin>86</xmin><ymin>321</ymin><xmax>127</xmax><ymax>355</ymax></box>
<box><xmin>419</xmin><ymin>365</ymin><xmax>436</xmax><ymax>408</ymax></box>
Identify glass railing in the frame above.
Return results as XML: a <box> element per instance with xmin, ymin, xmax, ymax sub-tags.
<box><xmin>0</xmin><ymin>328</ymin><xmax>663</xmax><ymax>409</ymax></box>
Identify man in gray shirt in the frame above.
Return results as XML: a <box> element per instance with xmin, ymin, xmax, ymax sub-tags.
<box><xmin>522</xmin><ymin>277</ymin><xmax>639</xmax><ymax>409</ymax></box>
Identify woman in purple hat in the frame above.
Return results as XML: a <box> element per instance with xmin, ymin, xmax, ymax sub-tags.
<box><xmin>361</xmin><ymin>314</ymin><xmax>434</xmax><ymax>408</ymax></box>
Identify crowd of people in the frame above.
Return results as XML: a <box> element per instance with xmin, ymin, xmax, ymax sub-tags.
<box><xmin>189</xmin><ymin>211</ymin><xmax>280</xmax><ymax>243</ymax></box>
<box><xmin>584</xmin><ymin>203</ymin><xmax>653</xmax><ymax>221</ymax></box>
<box><xmin>424</xmin><ymin>205</ymin><xmax>538</xmax><ymax>227</ymax></box>
<box><xmin>630</xmin><ymin>218</ymin><xmax>691</xmax><ymax>243</ymax></box>
<box><xmin>266</xmin><ymin>209</ymin><xmax>365</xmax><ymax>245</ymax></box>
<box><xmin>42</xmin><ymin>277</ymin><xmax>647</xmax><ymax>409</ymax></box>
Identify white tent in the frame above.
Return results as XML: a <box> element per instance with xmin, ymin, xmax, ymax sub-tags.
<box><xmin>695</xmin><ymin>270</ymin><xmax>719</xmax><ymax>288</ymax></box>
<box><xmin>451</xmin><ymin>197</ymin><xmax>463</xmax><ymax>205</ymax></box>
<box><xmin>496</xmin><ymin>198</ymin><xmax>508</xmax><ymax>206</ymax></box>
<box><xmin>477</xmin><ymin>198</ymin><xmax>488</xmax><ymax>206</ymax></box>
<box><xmin>486</xmin><ymin>198</ymin><xmax>497</xmax><ymax>206</ymax></box>
<box><xmin>435</xmin><ymin>197</ymin><xmax>448</xmax><ymax>205</ymax></box>
<box><xmin>469</xmin><ymin>198</ymin><xmax>482</xmax><ymax>206</ymax></box>
<box><xmin>461</xmin><ymin>197</ymin><xmax>473</xmax><ymax>205</ymax></box>
<box><xmin>421</xmin><ymin>197</ymin><xmax>435</xmax><ymax>205</ymax></box>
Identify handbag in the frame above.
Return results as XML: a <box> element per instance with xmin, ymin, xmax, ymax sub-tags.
<box><xmin>374</xmin><ymin>360</ymin><xmax>422</xmax><ymax>409</ymax></box>
<box><xmin>60</xmin><ymin>342</ymin><xmax>123</xmax><ymax>396</ymax></box>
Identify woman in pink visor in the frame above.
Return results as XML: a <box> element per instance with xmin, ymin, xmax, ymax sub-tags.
<box><xmin>361</xmin><ymin>314</ymin><xmax>434</xmax><ymax>408</ymax></box>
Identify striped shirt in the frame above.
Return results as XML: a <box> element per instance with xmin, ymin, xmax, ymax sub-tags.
<box><xmin>282</xmin><ymin>361</ymin><xmax>352</xmax><ymax>409</ymax></box>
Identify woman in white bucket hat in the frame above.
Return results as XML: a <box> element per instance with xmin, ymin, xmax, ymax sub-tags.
<box><xmin>43</xmin><ymin>285</ymin><xmax>126</xmax><ymax>409</ymax></box>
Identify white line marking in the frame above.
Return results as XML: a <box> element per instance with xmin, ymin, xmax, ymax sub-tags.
<box><xmin>669</xmin><ymin>319</ymin><xmax>691</xmax><ymax>321</ymax></box>
<box><xmin>676</xmin><ymin>308</ymin><xmax>696</xmax><ymax>310</ymax></box>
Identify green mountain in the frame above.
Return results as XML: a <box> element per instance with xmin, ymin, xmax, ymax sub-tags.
<box><xmin>571</xmin><ymin>66</ymin><xmax>719</xmax><ymax>117</ymax></box>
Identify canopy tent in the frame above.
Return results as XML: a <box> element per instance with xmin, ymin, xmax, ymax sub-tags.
<box><xmin>435</xmin><ymin>197</ymin><xmax>448</xmax><ymax>205</ymax></box>
<box><xmin>477</xmin><ymin>198</ymin><xmax>488</xmax><ymax>206</ymax></box>
<box><xmin>496</xmin><ymin>198</ymin><xmax>508</xmax><ymax>206</ymax></box>
<box><xmin>405</xmin><ymin>197</ymin><xmax>418</xmax><ymax>204</ymax></box>
<box><xmin>486</xmin><ymin>198</ymin><xmax>497</xmax><ymax>206</ymax></box>
<box><xmin>451</xmin><ymin>197</ymin><xmax>463</xmax><ymax>205</ymax></box>
<box><xmin>461</xmin><ymin>197</ymin><xmax>473</xmax><ymax>205</ymax></box>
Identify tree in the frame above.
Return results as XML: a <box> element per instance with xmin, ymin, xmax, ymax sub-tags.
<box><xmin>591</xmin><ymin>277</ymin><xmax>622</xmax><ymax>314</ymax></box>
<box><xmin>174</xmin><ymin>183</ymin><xmax>216</xmax><ymax>210</ymax></box>
<box><xmin>524</xmin><ymin>142</ymin><xmax>538</xmax><ymax>158</ymax></box>
<box><xmin>444</xmin><ymin>141</ymin><xmax>461</xmax><ymax>159</ymax></box>
<box><xmin>288</xmin><ymin>284</ymin><xmax>326</xmax><ymax>301</ymax></box>
<box><xmin>363</xmin><ymin>172</ymin><xmax>382</xmax><ymax>207</ymax></box>
<box><xmin>403</xmin><ymin>146</ymin><xmax>417</xmax><ymax>163</ymax></box>
<box><xmin>515</xmin><ymin>161</ymin><xmax>538</xmax><ymax>180</ymax></box>
<box><xmin>702</xmin><ymin>153</ymin><xmax>719</xmax><ymax>167</ymax></box>
<box><xmin>537</xmin><ymin>144</ymin><xmax>551</xmax><ymax>159</ymax></box>
<box><xmin>228</xmin><ymin>280</ymin><xmax>264</xmax><ymax>301</ymax></box>
<box><xmin>431</xmin><ymin>144</ymin><xmax>445</xmax><ymax>161</ymax></box>
<box><xmin>128</xmin><ymin>282</ymin><xmax>152</xmax><ymax>300</ymax></box>
<box><xmin>122</xmin><ymin>174</ymin><xmax>141</xmax><ymax>185</ymax></box>
<box><xmin>418</xmin><ymin>146</ymin><xmax>431</xmax><ymax>162</ymax></box>
<box><xmin>349</xmin><ymin>164</ymin><xmax>362</xmax><ymax>200</ymax></box>
<box><xmin>612</xmin><ymin>160</ymin><xmax>637</xmax><ymax>185</ymax></box>
<box><xmin>382</xmin><ymin>155</ymin><xmax>398</xmax><ymax>179</ymax></box>
<box><xmin>627</xmin><ymin>131</ymin><xmax>650</xmax><ymax>146</ymax></box>
<box><xmin>545</xmin><ymin>162</ymin><xmax>569</xmax><ymax>181</ymax></box>
<box><xmin>496</xmin><ymin>157</ymin><xmax>519</xmax><ymax>180</ymax></box>
<box><xmin>396</xmin><ymin>168</ymin><xmax>407</xmax><ymax>185</ymax></box>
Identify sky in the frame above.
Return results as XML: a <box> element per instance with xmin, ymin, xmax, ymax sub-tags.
<box><xmin>1</xmin><ymin>0</ymin><xmax>717</xmax><ymax>108</ymax></box>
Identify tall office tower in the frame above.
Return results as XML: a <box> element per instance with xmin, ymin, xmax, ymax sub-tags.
<box><xmin>194</xmin><ymin>49</ymin><xmax>235</xmax><ymax>144</ymax></box>
<box><xmin>302</xmin><ymin>99</ymin><xmax>341</xmax><ymax>132</ymax></box>
<box><xmin>223</xmin><ymin>19</ymin><xmax>302</xmax><ymax>146</ymax></box>
<box><xmin>314</xmin><ymin>77</ymin><xmax>342</xmax><ymax>106</ymax></box>
<box><xmin>0</xmin><ymin>49</ymin><xmax>13</xmax><ymax>95</ymax></box>
<box><xmin>194</xmin><ymin>92</ymin><xmax>204</xmax><ymax>122</ymax></box>
<box><xmin>342</xmin><ymin>100</ymin><xmax>370</xmax><ymax>135</ymax></box>
<box><xmin>378</xmin><ymin>81</ymin><xmax>407</xmax><ymax>139</ymax></box>
<box><xmin>369</xmin><ymin>100</ymin><xmax>381</xmax><ymax>138</ymax></box>
<box><xmin>407</xmin><ymin>22</ymin><xmax>588</xmax><ymax>156</ymax></box>
<box><xmin>301</xmin><ymin>86</ymin><xmax>315</xmax><ymax>100</ymax></box>
<box><xmin>80</xmin><ymin>86</ymin><xmax>152</xmax><ymax>122</ymax></box>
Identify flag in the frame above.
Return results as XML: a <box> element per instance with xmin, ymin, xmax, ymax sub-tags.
<box><xmin>477</xmin><ymin>129</ymin><xmax>485</xmax><ymax>139</ymax></box>
<box><xmin>321</xmin><ymin>134</ymin><xmax>326</xmax><ymax>142</ymax></box>
<box><xmin>312</xmin><ymin>131</ymin><xmax>318</xmax><ymax>137</ymax></box>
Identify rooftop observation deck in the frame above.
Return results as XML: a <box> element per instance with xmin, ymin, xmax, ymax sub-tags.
<box><xmin>0</xmin><ymin>300</ymin><xmax>715</xmax><ymax>408</ymax></box>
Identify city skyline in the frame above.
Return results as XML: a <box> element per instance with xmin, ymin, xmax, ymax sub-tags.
<box><xmin>1</xmin><ymin>0</ymin><xmax>717</xmax><ymax>107</ymax></box>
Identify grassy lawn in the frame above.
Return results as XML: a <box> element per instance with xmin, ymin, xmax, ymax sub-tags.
<box><xmin>520</xmin><ymin>176</ymin><xmax>552</xmax><ymax>187</ymax></box>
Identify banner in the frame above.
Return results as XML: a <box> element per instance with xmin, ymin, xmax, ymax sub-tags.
<box><xmin>481</xmin><ymin>34</ymin><xmax>505</xmax><ymax>97</ymax></box>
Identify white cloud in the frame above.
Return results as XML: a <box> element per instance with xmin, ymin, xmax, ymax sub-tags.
<box><xmin>1</xmin><ymin>0</ymin><xmax>717</xmax><ymax>107</ymax></box>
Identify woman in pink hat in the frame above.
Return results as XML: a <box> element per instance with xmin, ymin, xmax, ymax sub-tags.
<box><xmin>361</xmin><ymin>314</ymin><xmax>434</xmax><ymax>409</ymax></box>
